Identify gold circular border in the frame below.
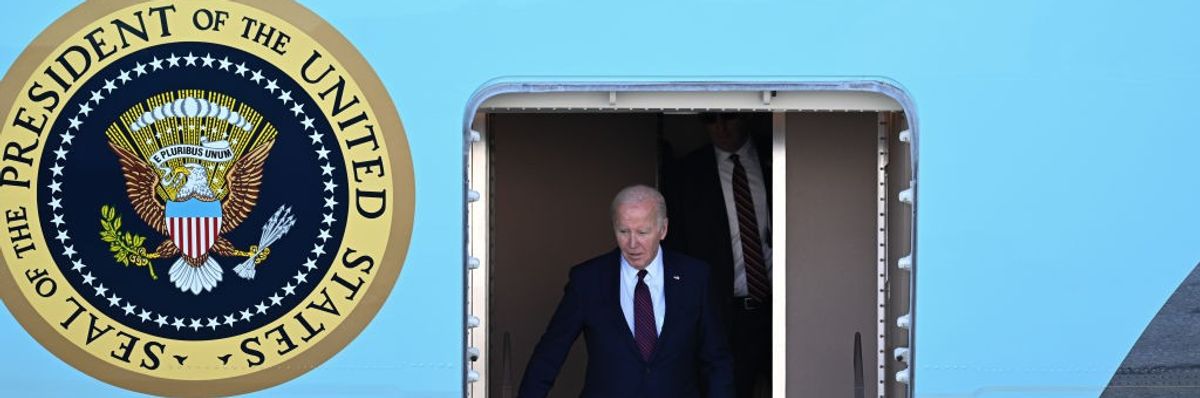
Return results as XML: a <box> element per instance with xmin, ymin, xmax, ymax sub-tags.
<box><xmin>0</xmin><ymin>1</ymin><xmax>415</xmax><ymax>396</ymax></box>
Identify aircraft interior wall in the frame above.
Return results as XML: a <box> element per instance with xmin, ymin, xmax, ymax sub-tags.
<box><xmin>480</xmin><ymin>110</ymin><xmax>912</xmax><ymax>398</ymax></box>
<box><xmin>785</xmin><ymin>112</ymin><xmax>875</xmax><ymax>397</ymax></box>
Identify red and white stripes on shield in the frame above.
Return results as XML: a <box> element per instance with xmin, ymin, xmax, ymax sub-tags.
<box><xmin>167</xmin><ymin>217</ymin><xmax>223</xmax><ymax>258</ymax></box>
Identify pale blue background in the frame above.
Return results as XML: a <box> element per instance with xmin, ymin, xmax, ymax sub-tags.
<box><xmin>2</xmin><ymin>1</ymin><xmax>1198</xmax><ymax>397</ymax></box>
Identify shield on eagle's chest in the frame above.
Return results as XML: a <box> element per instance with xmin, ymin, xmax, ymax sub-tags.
<box><xmin>164</xmin><ymin>198</ymin><xmax>223</xmax><ymax>258</ymax></box>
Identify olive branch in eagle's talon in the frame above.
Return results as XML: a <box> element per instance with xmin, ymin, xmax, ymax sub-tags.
<box><xmin>99</xmin><ymin>205</ymin><xmax>159</xmax><ymax>280</ymax></box>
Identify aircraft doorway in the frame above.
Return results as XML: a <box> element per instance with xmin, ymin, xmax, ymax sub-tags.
<box><xmin>466</xmin><ymin>86</ymin><xmax>916</xmax><ymax>398</ymax></box>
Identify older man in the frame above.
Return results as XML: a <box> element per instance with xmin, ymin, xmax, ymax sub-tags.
<box><xmin>518</xmin><ymin>185</ymin><xmax>734</xmax><ymax>398</ymax></box>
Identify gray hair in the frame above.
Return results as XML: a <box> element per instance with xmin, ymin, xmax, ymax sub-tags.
<box><xmin>611</xmin><ymin>184</ymin><xmax>667</xmax><ymax>226</ymax></box>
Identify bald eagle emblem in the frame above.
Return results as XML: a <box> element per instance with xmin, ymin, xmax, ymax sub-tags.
<box><xmin>100</xmin><ymin>94</ymin><xmax>296</xmax><ymax>295</ymax></box>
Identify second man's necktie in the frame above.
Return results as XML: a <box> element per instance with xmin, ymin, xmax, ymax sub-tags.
<box><xmin>731</xmin><ymin>154</ymin><xmax>770</xmax><ymax>303</ymax></box>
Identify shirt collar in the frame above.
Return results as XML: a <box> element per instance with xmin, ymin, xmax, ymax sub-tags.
<box><xmin>620</xmin><ymin>245</ymin><xmax>664</xmax><ymax>280</ymax></box>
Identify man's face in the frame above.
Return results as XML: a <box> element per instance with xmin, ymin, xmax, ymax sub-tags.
<box><xmin>613</xmin><ymin>200</ymin><xmax>668</xmax><ymax>269</ymax></box>
<box><xmin>705</xmin><ymin>114</ymin><xmax>749</xmax><ymax>152</ymax></box>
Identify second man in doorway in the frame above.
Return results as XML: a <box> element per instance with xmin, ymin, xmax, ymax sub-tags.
<box><xmin>666</xmin><ymin>112</ymin><xmax>773</xmax><ymax>397</ymax></box>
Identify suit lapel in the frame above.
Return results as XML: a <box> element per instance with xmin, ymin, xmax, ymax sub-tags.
<box><xmin>651</xmin><ymin>252</ymin><xmax>684</xmax><ymax>363</ymax></box>
<box><xmin>699</xmin><ymin>145</ymin><xmax>725</xmax><ymax>210</ymax></box>
<box><xmin>700</xmin><ymin>145</ymin><xmax>735</xmax><ymax>301</ymax></box>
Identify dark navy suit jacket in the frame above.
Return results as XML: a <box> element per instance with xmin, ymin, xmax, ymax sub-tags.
<box><xmin>518</xmin><ymin>248</ymin><xmax>734</xmax><ymax>398</ymax></box>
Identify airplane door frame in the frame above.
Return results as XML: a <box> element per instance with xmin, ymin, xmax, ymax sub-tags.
<box><xmin>463</xmin><ymin>80</ymin><xmax>919</xmax><ymax>398</ymax></box>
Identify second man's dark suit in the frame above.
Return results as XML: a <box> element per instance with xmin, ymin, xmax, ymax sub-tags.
<box><xmin>665</xmin><ymin>138</ymin><xmax>772</xmax><ymax>305</ymax></box>
<box><xmin>664</xmin><ymin>136</ymin><xmax>773</xmax><ymax>398</ymax></box>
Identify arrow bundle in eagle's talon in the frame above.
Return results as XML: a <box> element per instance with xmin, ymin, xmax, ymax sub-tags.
<box><xmin>233</xmin><ymin>205</ymin><xmax>296</xmax><ymax>280</ymax></box>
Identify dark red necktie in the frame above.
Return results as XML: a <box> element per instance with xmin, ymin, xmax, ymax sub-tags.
<box><xmin>731</xmin><ymin>154</ymin><xmax>770</xmax><ymax>302</ymax></box>
<box><xmin>634</xmin><ymin>269</ymin><xmax>656</xmax><ymax>361</ymax></box>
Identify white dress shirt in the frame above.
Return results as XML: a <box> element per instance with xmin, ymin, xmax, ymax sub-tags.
<box><xmin>620</xmin><ymin>246</ymin><xmax>665</xmax><ymax>336</ymax></box>
<box><xmin>713</xmin><ymin>140</ymin><xmax>773</xmax><ymax>297</ymax></box>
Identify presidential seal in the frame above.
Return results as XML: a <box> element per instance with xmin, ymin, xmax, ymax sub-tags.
<box><xmin>0</xmin><ymin>1</ymin><xmax>413</xmax><ymax>396</ymax></box>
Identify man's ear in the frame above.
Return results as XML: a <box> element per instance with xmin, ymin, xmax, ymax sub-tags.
<box><xmin>659</xmin><ymin>218</ymin><xmax>669</xmax><ymax>241</ymax></box>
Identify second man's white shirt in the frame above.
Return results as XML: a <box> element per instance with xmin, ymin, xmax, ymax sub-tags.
<box><xmin>620</xmin><ymin>246</ymin><xmax>665</xmax><ymax>336</ymax></box>
<box><xmin>713</xmin><ymin>139</ymin><xmax>773</xmax><ymax>298</ymax></box>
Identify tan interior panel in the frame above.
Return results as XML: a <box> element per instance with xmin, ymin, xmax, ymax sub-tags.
<box><xmin>785</xmin><ymin>111</ymin><xmax>881</xmax><ymax>397</ymax></box>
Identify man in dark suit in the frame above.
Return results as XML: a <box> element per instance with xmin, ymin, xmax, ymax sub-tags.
<box><xmin>518</xmin><ymin>185</ymin><xmax>734</xmax><ymax>398</ymax></box>
<box><xmin>664</xmin><ymin>113</ymin><xmax>772</xmax><ymax>397</ymax></box>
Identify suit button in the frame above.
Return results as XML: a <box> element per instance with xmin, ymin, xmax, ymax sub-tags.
<box><xmin>645</xmin><ymin>368</ymin><xmax>651</xmax><ymax>375</ymax></box>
